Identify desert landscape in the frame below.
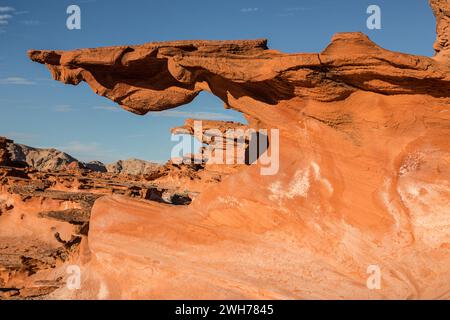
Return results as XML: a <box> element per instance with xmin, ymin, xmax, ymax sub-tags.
<box><xmin>0</xmin><ymin>0</ymin><xmax>449</xmax><ymax>300</ymax></box>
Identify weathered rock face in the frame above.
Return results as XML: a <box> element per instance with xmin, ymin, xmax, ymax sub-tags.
<box><xmin>28</xmin><ymin>1</ymin><xmax>450</xmax><ymax>299</ymax></box>
<box><xmin>430</xmin><ymin>0</ymin><xmax>450</xmax><ymax>62</ymax></box>
<box><xmin>28</xmin><ymin>33</ymin><xmax>449</xmax><ymax>118</ymax></box>
<box><xmin>0</xmin><ymin>137</ymin><xmax>13</xmax><ymax>166</ymax></box>
<box><xmin>84</xmin><ymin>161</ymin><xmax>107</xmax><ymax>173</ymax></box>
<box><xmin>7</xmin><ymin>142</ymin><xmax>79</xmax><ymax>171</ymax></box>
<box><xmin>106</xmin><ymin>159</ymin><xmax>160</xmax><ymax>176</ymax></box>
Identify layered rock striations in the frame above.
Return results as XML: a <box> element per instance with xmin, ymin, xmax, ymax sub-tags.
<box><xmin>28</xmin><ymin>33</ymin><xmax>449</xmax><ymax>117</ymax></box>
<box><xmin>25</xmin><ymin>1</ymin><xmax>450</xmax><ymax>299</ymax></box>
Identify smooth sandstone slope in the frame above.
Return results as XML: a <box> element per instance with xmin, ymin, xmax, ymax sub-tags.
<box><xmin>28</xmin><ymin>1</ymin><xmax>450</xmax><ymax>299</ymax></box>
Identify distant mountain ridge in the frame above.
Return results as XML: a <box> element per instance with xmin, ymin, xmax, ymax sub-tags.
<box><xmin>8</xmin><ymin>143</ymin><xmax>78</xmax><ymax>171</ymax></box>
<box><xmin>5</xmin><ymin>140</ymin><xmax>160</xmax><ymax>175</ymax></box>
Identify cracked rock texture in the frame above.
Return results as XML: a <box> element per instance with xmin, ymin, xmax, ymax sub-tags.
<box><xmin>26</xmin><ymin>1</ymin><xmax>450</xmax><ymax>299</ymax></box>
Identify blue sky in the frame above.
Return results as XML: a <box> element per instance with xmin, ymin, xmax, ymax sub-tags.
<box><xmin>0</xmin><ymin>0</ymin><xmax>437</xmax><ymax>163</ymax></box>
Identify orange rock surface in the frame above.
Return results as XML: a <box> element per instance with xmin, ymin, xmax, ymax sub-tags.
<box><xmin>0</xmin><ymin>138</ymin><xmax>201</xmax><ymax>298</ymax></box>
<box><xmin>26</xmin><ymin>1</ymin><xmax>450</xmax><ymax>299</ymax></box>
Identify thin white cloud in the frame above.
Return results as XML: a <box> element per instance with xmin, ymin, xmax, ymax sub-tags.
<box><xmin>20</xmin><ymin>20</ymin><xmax>40</xmax><ymax>26</ymax></box>
<box><xmin>54</xmin><ymin>104</ymin><xmax>74</xmax><ymax>112</ymax></box>
<box><xmin>0</xmin><ymin>7</ymin><xmax>15</xmax><ymax>32</ymax></box>
<box><xmin>13</xmin><ymin>10</ymin><xmax>29</xmax><ymax>15</ymax></box>
<box><xmin>93</xmin><ymin>106</ymin><xmax>236</xmax><ymax>120</ymax></box>
<box><xmin>58</xmin><ymin>141</ymin><xmax>116</xmax><ymax>162</ymax></box>
<box><xmin>0</xmin><ymin>77</ymin><xmax>36</xmax><ymax>85</ymax></box>
<box><xmin>151</xmin><ymin>110</ymin><xmax>237</xmax><ymax>120</ymax></box>
<box><xmin>2</xmin><ymin>131</ymin><xmax>39</xmax><ymax>143</ymax></box>
<box><xmin>0</xmin><ymin>7</ymin><xmax>14</xmax><ymax>13</ymax></box>
<box><xmin>277</xmin><ymin>7</ymin><xmax>310</xmax><ymax>17</ymax></box>
<box><xmin>61</xmin><ymin>141</ymin><xmax>101</xmax><ymax>153</ymax></box>
<box><xmin>92</xmin><ymin>105</ymin><xmax>120</xmax><ymax>112</ymax></box>
<box><xmin>286</xmin><ymin>7</ymin><xmax>309</xmax><ymax>12</ymax></box>
<box><xmin>126</xmin><ymin>133</ymin><xmax>149</xmax><ymax>138</ymax></box>
<box><xmin>0</xmin><ymin>10</ymin><xmax>13</xmax><ymax>26</ymax></box>
<box><xmin>240</xmin><ymin>8</ymin><xmax>259</xmax><ymax>13</ymax></box>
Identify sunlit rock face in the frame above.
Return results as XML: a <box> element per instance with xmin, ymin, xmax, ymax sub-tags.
<box><xmin>29</xmin><ymin>0</ymin><xmax>450</xmax><ymax>299</ymax></box>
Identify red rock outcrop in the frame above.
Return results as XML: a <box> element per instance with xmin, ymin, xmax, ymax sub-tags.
<box><xmin>0</xmin><ymin>139</ymin><xmax>200</xmax><ymax>299</ymax></box>
<box><xmin>430</xmin><ymin>0</ymin><xmax>450</xmax><ymax>62</ymax></box>
<box><xmin>26</xmin><ymin>1</ymin><xmax>450</xmax><ymax>299</ymax></box>
<box><xmin>172</xmin><ymin>118</ymin><xmax>250</xmax><ymax>168</ymax></box>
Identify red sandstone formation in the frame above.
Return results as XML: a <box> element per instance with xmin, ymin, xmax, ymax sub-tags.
<box><xmin>430</xmin><ymin>0</ymin><xmax>450</xmax><ymax>62</ymax></box>
<box><xmin>20</xmin><ymin>0</ymin><xmax>450</xmax><ymax>299</ymax></box>
<box><xmin>0</xmin><ymin>138</ymin><xmax>199</xmax><ymax>298</ymax></box>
